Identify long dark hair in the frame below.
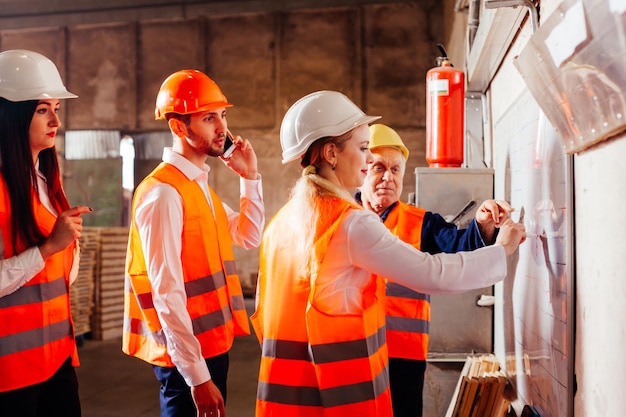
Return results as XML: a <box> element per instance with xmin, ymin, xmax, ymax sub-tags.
<box><xmin>0</xmin><ymin>97</ymin><xmax>70</xmax><ymax>254</ymax></box>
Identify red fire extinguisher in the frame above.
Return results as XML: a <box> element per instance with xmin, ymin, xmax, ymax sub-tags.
<box><xmin>426</xmin><ymin>44</ymin><xmax>465</xmax><ymax>168</ymax></box>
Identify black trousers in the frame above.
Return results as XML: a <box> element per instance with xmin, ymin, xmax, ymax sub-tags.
<box><xmin>0</xmin><ymin>356</ymin><xmax>81</xmax><ymax>417</ymax></box>
<box><xmin>389</xmin><ymin>357</ymin><xmax>427</xmax><ymax>417</ymax></box>
<box><xmin>153</xmin><ymin>352</ymin><xmax>229</xmax><ymax>417</ymax></box>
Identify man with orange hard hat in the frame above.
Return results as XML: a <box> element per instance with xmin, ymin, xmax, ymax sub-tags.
<box><xmin>122</xmin><ymin>69</ymin><xmax>265</xmax><ymax>417</ymax></box>
<box><xmin>358</xmin><ymin>123</ymin><xmax>512</xmax><ymax>417</ymax></box>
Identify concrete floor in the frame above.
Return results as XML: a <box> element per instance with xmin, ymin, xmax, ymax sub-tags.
<box><xmin>75</xmin><ymin>298</ymin><xmax>463</xmax><ymax>417</ymax></box>
<box><xmin>76</xmin><ymin>299</ymin><xmax>260</xmax><ymax>417</ymax></box>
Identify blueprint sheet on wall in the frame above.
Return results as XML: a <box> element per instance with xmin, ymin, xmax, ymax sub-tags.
<box><xmin>494</xmin><ymin>90</ymin><xmax>574</xmax><ymax>417</ymax></box>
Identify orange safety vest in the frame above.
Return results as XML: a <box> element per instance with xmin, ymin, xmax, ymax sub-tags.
<box><xmin>251</xmin><ymin>196</ymin><xmax>392</xmax><ymax>417</ymax></box>
<box><xmin>122</xmin><ymin>163</ymin><xmax>250</xmax><ymax>367</ymax></box>
<box><xmin>382</xmin><ymin>201</ymin><xmax>430</xmax><ymax>361</ymax></box>
<box><xmin>0</xmin><ymin>176</ymin><xmax>77</xmax><ymax>392</ymax></box>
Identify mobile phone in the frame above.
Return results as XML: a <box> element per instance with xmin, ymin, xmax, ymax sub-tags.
<box><xmin>223</xmin><ymin>132</ymin><xmax>236</xmax><ymax>159</ymax></box>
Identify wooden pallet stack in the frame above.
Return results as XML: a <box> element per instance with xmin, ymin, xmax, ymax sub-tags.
<box><xmin>446</xmin><ymin>355</ymin><xmax>511</xmax><ymax>417</ymax></box>
<box><xmin>90</xmin><ymin>227</ymin><xmax>130</xmax><ymax>340</ymax></box>
<box><xmin>71</xmin><ymin>228</ymin><xmax>99</xmax><ymax>337</ymax></box>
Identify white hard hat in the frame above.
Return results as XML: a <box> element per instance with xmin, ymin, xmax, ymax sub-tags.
<box><xmin>280</xmin><ymin>90</ymin><xmax>380</xmax><ymax>164</ymax></box>
<box><xmin>0</xmin><ymin>49</ymin><xmax>77</xmax><ymax>102</ymax></box>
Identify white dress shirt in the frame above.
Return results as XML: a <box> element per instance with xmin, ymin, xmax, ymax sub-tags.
<box><xmin>313</xmin><ymin>209</ymin><xmax>507</xmax><ymax>315</ymax></box>
<box><xmin>134</xmin><ymin>147</ymin><xmax>264</xmax><ymax>387</ymax></box>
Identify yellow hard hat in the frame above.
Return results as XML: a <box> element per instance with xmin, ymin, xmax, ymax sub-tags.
<box><xmin>369</xmin><ymin>124</ymin><xmax>409</xmax><ymax>160</ymax></box>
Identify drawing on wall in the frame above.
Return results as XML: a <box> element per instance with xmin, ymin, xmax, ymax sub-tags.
<box><xmin>495</xmin><ymin>90</ymin><xmax>573</xmax><ymax>417</ymax></box>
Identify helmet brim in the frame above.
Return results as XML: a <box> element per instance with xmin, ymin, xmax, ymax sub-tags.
<box><xmin>0</xmin><ymin>89</ymin><xmax>77</xmax><ymax>102</ymax></box>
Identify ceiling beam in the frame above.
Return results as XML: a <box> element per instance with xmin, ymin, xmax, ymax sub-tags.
<box><xmin>0</xmin><ymin>0</ymin><xmax>419</xmax><ymax>30</ymax></box>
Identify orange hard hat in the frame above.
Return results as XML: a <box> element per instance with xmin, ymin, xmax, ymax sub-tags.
<box><xmin>154</xmin><ymin>69</ymin><xmax>232</xmax><ymax>120</ymax></box>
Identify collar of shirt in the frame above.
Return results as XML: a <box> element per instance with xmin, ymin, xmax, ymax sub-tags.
<box><xmin>35</xmin><ymin>159</ymin><xmax>46</xmax><ymax>182</ymax></box>
<box><xmin>379</xmin><ymin>201</ymin><xmax>398</xmax><ymax>222</ymax></box>
<box><xmin>162</xmin><ymin>147</ymin><xmax>213</xmax><ymax>210</ymax></box>
<box><xmin>35</xmin><ymin>159</ymin><xmax>55</xmax><ymax>214</ymax></box>
<box><xmin>162</xmin><ymin>147</ymin><xmax>210</xmax><ymax>183</ymax></box>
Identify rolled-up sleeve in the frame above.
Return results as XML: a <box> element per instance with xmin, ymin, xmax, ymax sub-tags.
<box><xmin>224</xmin><ymin>175</ymin><xmax>265</xmax><ymax>249</ymax></box>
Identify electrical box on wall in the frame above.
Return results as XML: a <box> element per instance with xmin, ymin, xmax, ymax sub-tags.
<box><xmin>414</xmin><ymin>167</ymin><xmax>495</xmax><ymax>355</ymax></box>
<box><xmin>416</xmin><ymin>167</ymin><xmax>496</xmax><ymax>417</ymax></box>
<box><xmin>514</xmin><ymin>0</ymin><xmax>626</xmax><ymax>154</ymax></box>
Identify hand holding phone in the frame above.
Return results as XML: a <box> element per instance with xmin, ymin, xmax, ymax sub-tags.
<box><xmin>219</xmin><ymin>131</ymin><xmax>258</xmax><ymax>180</ymax></box>
<box><xmin>223</xmin><ymin>132</ymin><xmax>236</xmax><ymax>159</ymax></box>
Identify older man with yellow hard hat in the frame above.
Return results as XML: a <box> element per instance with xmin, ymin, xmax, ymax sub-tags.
<box><xmin>356</xmin><ymin>123</ymin><xmax>512</xmax><ymax>417</ymax></box>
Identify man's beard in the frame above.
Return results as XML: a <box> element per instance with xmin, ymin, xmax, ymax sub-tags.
<box><xmin>188</xmin><ymin>127</ymin><xmax>223</xmax><ymax>157</ymax></box>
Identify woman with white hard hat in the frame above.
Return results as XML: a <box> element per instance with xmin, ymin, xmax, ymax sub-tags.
<box><xmin>251</xmin><ymin>90</ymin><xmax>526</xmax><ymax>416</ymax></box>
<box><xmin>0</xmin><ymin>49</ymin><xmax>92</xmax><ymax>417</ymax></box>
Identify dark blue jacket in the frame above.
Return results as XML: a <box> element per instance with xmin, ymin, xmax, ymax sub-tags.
<box><xmin>355</xmin><ymin>192</ymin><xmax>491</xmax><ymax>255</ymax></box>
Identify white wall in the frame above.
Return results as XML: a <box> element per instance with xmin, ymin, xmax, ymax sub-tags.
<box><xmin>574</xmin><ymin>133</ymin><xmax>626</xmax><ymax>417</ymax></box>
<box><xmin>474</xmin><ymin>0</ymin><xmax>626</xmax><ymax>416</ymax></box>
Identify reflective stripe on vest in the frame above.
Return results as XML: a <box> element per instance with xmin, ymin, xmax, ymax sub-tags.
<box><xmin>0</xmin><ymin>175</ymin><xmax>76</xmax><ymax>392</ymax></box>
<box><xmin>383</xmin><ymin>201</ymin><xmax>431</xmax><ymax>360</ymax></box>
<box><xmin>122</xmin><ymin>162</ymin><xmax>250</xmax><ymax>367</ymax></box>
<box><xmin>252</xmin><ymin>196</ymin><xmax>392</xmax><ymax>416</ymax></box>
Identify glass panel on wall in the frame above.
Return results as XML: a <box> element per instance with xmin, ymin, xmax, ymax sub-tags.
<box><xmin>63</xmin><ymin>130</ymin><xmax>123</xmax><ymax>227</ymax></box>
<box><xmin>120</xmin><ymin>136</ymin><xmax>135</xmax><ymax>226</ymax></box>
<box><xmin>65</xmin><ymin>130</ymin><xmax>122</xmax><ymax>160</ymax></box>
<box><xmin>132</xmin><ymin>131</ymin><xmax>170</xmax><ymax>160</ymax></box>
<box><xmin>120</xmin><ymin>136</ymin><xmax>135</xmax><ymax>191</ymax></box>
<box><xmin>132</xmin><ymin>131</ymin><xmax>171</xmax><ymax>191</ymax></box>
